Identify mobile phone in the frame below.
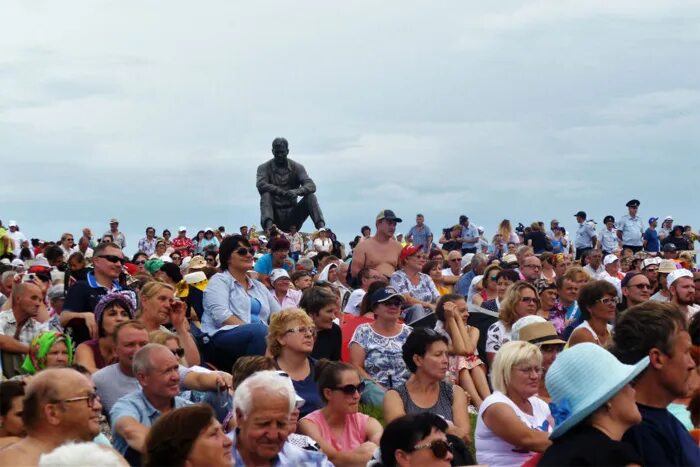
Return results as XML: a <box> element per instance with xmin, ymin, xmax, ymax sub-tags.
<box><xmin>22</xmin><ymin>273</ymin><xmax>36</xmax><ymax>283</ymax></box>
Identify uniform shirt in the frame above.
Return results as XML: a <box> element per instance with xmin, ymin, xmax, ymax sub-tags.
<box><xmin>618</xmin><ymin>215</ymin><xmax>644</xmax><ymax>246</ymax></box>
<box><xmin>575</xmin><ymin>222</ymin><xmax>596</xmax><ymax>249</ymax></box>
<box><xmin>598</xmin><ymin>227</ymin><xmax>619</xmax><ymax>253</ymax></box>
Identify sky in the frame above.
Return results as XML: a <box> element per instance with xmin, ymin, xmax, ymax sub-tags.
<box><xmin>1</xmin><ymin>1</ymin><xmax>699</xmax><ymax>256</ymax></box>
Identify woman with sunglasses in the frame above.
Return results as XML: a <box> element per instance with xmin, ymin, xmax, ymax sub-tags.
<box><xmin>390</xmin><ymin>245</ymin><xmax>440</xmax><ymax>325</ymax></box>
<box><xmin>267</xmin><ymin>308</ymin><xmax>323</xmax><ymax>418</ymax></box>
<box><xmin>299</xmin><ymin>360</ymin><xmax>383</xmax><ymax>466</ymax></box>
<box><xmin>74</xmin><ymin>291</ymin><xmax>135</xmax><ymax>373</ymax></box>
<box><xmin>202</xmin><ymin>235</ymin><xmax>280</xmax><ymax>369</ymax></box>
<box><xmin>150</xmin><ymin>329</ymin><xmax>188</xmax><ymax>365</ymax></box>
<box><xmin>384</xmin><ymin>329</ymin><xmax>472</xmax><ymax>446</ymax></box>
<box><xmin>371</xmin><ymin>412</ymin><xmax>453</xmax><ymax>467</ymax></box>
<box><xmin>472</xmin><ymin>263</ymin><xmax>502</xmax><ymax>307</ymax></box>
<box><xmin>567</xmin><ymin>280</ymin><xmax>617</xmax><ymax>348</ymax></box>
<box><xmin>349</xmin><ymin>286</ymin><xmax>412</xmax><ymax>406</ymax></box>
<box><xmin>475</xmin><ymin>341</ymin><xmax>552</xmax><ymax>467</ymax></box>
<box><xmin>197</xmin><ymin>228</ymin><xmax>220</xmax><ymax>256</ymax></box>
<box><xmin>137</xmin><ymin>281</ymin><xmax>200</xmax><ymax>366</ymax></box>
<box><xmin>485</xmin><ymin>282</ymin><xmax>540</xmax><ymax>366</ymax></box>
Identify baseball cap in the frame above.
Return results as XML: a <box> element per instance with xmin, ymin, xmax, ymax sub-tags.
<box><xmin>8</xmin><ymin>220</ymin><xmax>17</xmax><ymax>227</ymax></box>
<box><xmin>662</xmin><ymin>243</ymin><xmax>677</xmax><ymax>253</ymax></box>
<box><xmin>574</xmin><ymin>211</ymin><xmax>586</xmax><ymax>219</ymax></box>
<box><xmin>460</xmin><ymin>253</ymin><xmax>475</xmax><ymax>271</ymax></box>
<box><xmin>603</xmin><ymin>254</ymin><xmax>619</xmax><ymax>266</ymax></box>
<box><xmin>376</xmin><ymin>209</ymin><xmax>402</xmax><ymax>223</ymax></box>
<box><xmin>663</xmin><ymin>215</ymin><xmax>673</xmax><ymax>222</ymax></box>
<box><xmin>648</xmin><ymin>217</ymin><xmax>658</xmax><ymax>224</ymax></box>
<box><xmin>369</xmin><ymin>286</ymin><xmax>404</xmax><ymax>308</ymax></box>
<box><xmin>109</xmin><ymin>218</ymin><xmax>119</xmax><ymax>224</ymax></box>
<box><xmin>667</xmin><ymin>269</ymin><xmax>693</xmax><ymax>288</ymax></box>
<box><xmin>642</xmin><ymin>257</ymin><xmax>662</xmax><ymax>270</ymax></box>
<box><xmin>178</xmin><ymin>226</ymin><xmax>187</xmax><ymax>232</ymax></box>
<box><xmin>270</xmin><ymin>268</ymin><xmax>291</xmax><ymax>284</ymax></box>
<box><xmin>399</xmin><ymin>244</ymin><xmax>422</xmax><ymax>262</ymax></box>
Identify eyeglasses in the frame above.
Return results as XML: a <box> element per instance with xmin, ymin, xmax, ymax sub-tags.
<box><xmin>54</xmin><ymin>391</ymin><xmax>100</xmax><ymax>409</ymax></box>
<box><xmin>515</xmin><ymin>366</ymin><xmax>543</xmax><ymax>376</ymax></box>
<box><xmin>627</xmin><ymin>283</ymin><xmax>651</xmax><ymax>290</ymax></box>
<box><xmin>284</xmin><ymin>326</ymin><xmax>317</xmax><ymax>336</ymax></box>
<box><xmin>235</xmin><ymin>247</ymin><xmax>255</xmax><ymax>257</ymax></box>
<box><xmin>330</xmin><ymin>382</ymin><xmax>366</xmax><ymax>395</ymax></box>
<box><xmin>171</xmin><ymin>348</ymin><xmax>185</xmax><ymax>358</ymax></box>
<box><xmin>134</xmin><ymin>260</ymin><xmax>146</xmax><ymax>265</ymax></box>
<box><xmin>412</xmin><ymin>439</ymin><xmax>452</xmax><ymax>459</ymax></box>
<box><xmin>598</xmin><ymin>297</ymin><xmax>620</xmax><ymax>306</ymax></box>
<box><xmin>97</xmin><ymin>254</ymin><xmax>125</xmax><ymax>264</ymax></box>
<box><xmin>520</xmin><ymin>297</ymin><xmax>538</xmax><ymax>304</ymax></box>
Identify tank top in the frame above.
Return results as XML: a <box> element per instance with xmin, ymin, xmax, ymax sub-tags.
<box><xmin>569</xmin><ymin>320</ymin><xmax>613</xmax><ymax>347</ymax></box>
<box><xmin>83</xmin><ymin>339</ymin><xmax>110</xmax><ymax>370</ymax></box>
<box><xmin>393</xmin><ymin>381</ymin><xmax>454</xmax><ymax>421</ymax></box>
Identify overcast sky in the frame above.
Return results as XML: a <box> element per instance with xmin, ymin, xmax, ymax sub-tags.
<box><xmin>2</xmin><ymin>1</ymin><xmax>699</xmax><ymax>255</ymax></box>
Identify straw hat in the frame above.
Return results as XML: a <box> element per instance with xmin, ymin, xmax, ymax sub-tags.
<box><xmin>545</xmin><ymin>343</ymin><xmax>649</xmax><ymax>439</ymax></box>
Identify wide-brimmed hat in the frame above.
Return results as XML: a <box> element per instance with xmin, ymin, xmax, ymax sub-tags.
<box><xmin>546</xmin><ymin>343</ymin><xmax>649</xmax><ymax>439</ymax></box>
<box><xmin>188</xmin><ymin>255</ymin><xmax>207</xmax><ymax>270</ymax></box>
<box><xmin>519</xmin><ymin>321</ymin><xmax>566</xmax><ymax>346</ymax></box>
<box><xmin>658</xmin><ymin>259</ymin><xmax>678</xmax><ymax>274</ymax></box>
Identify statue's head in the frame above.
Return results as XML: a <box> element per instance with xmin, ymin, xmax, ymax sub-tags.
<box><xmin>271</xmin><ymin>137</ymin><xmax>289</xmax><ymax>163</ymax></box>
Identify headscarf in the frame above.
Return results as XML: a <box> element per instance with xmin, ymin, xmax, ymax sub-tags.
<box><xmin>145</xmin><ymin>259</ymin><xmax>165</xmax><ymax>274</ymax></box>
<box><xmin>94</xmin><ymin>290</ymin><xmax>137</xmax><ymax>328</ymax></box>
<box><xmin>21</xmin><ymin>330</ymin><xmax>73</xmax><ymax>374</ymax></box>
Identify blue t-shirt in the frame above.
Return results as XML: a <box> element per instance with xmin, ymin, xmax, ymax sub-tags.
<box><xmin>407</xmin><ymin>225</ymin><xmax>433</xmax><ymax>251</ymax></box>
<box><xmin>287</xmin><ymin>358</ymin><xmax>323</xmax><ymax>418</ymax></box>
<box><xmin>643</xmin><ymin>228</ymin><xmax>660</xmax><ymax>253</ymax></box>
<box><xmin>253</xmin><ymin>253</ymin><xmax>293</xmax><ymax>275</ymax></box>
<box><xmin>622</xmin><ymin>403</ymin><xmax>700</xmax><ymax>467</ymax></box>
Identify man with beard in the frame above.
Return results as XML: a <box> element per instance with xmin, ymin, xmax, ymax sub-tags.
<box><xmin>668</xmin><ymin>269</ymin><xmax>700</xmax><ymax>321</ymax></box>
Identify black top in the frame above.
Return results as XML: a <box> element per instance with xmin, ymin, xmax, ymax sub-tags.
<box><xmin>311</xmin><ymin>322</ymin><xmax>341</xmax><ymax>361</ymax></box>
<box><xmin>525</xmin><ymin>231</ymin><xmax>549</xmax><ymax>253</ymax></box>
<box><xmin>622</xmin><ymin>403</ymin><xmax>700</xmax><ymax>467</ymax></box>
<box><xmin>467</xmin><ymin>310</ymin><xmax>498</xmax><ymax>373</ymax></box>
<box><xmin>63</xmin><ymin>280</ymin><xmax>115</xmax><ymax>344</ymax></box>
<box><xmin>538</xmin><ymin>425</ymin><xmax>642</xmax><ymax>466</ymax></box>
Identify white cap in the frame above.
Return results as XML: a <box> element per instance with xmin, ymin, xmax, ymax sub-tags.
<box><xmin>270</xmin><ymin>268</ymin><xmax>291</xmax><ymax>284</ymax></box>
<box><xmin>477</xmin><ymin>226</ymin><xmax>485</xmax><ymax>233</ymax></box>
<box><xmin>667</xmin><ymin>268</ymin><xmax>693</xmax><ymax>288</ymax></box>
<box><xmin>178</xmin><ymin>226</ymin><xmax>187</xmax><ymax>232</ymax></box>
<box><xmin>664</xmin><ymin>215</ymin><xmax>673</xmax><ymax>222</ymax></box>
<box><xmin>204</xmin><ymin>226</ymin><xmax>214</xmax><ymax>232</ymax></box>
<box><xmin>460</xmin><ymin>253</ymin><xmax>475</xmax><ymax>271</ymax></box>
<box><xmin>184</xmin><ymin>271</ymin><xmax>207</xmax><ymax>284</ymax></box>
<box><xmin>11</xmin><ymin>258</ymin><xmax>25</xmax><ymax>268</ymax></box>
<box><xmin>603</xmin><ymin>254</ymin><xmax>619</xmax><ymax>266</ymax></box>
<box><xmin>8</xmin><ymin>220</ymin><xmax>17</xmax><ymax>227</ymax></box>
<box><xmin>642</xmin><ymin>257</ymin><xmax>662</xmax><ymax>270</ymax></box>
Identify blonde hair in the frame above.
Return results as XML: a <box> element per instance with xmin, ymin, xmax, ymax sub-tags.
<box><xmin>498</xmin><ymin>282</ymin><xmax>539</xmax><ymax>328</ymax></box>
<box><xmin>267</xmin><ymin>308</ymin><xmax>314</xmax><ymax>358</ymax></box>
<box><xmin>497</xmin><ymin>219</ymin><xmax>513</xmax><ymax>239</ymax></box>
<box><xmin>149</xmin><ymin>330</ymin><xmax>185</xmax><ymax>365</ymax></box>
<box><xmin>490</xmin><ymin>341</ymin><xmax>542</xmax><ymax>393</ymax></box>
<box><xmin>137</xmin><ymin>281</ymin><xmax>175</xmax><ymax>316</ymax></box>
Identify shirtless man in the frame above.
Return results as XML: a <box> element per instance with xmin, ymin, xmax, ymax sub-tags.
<box><xmin>351</xmin><ymin>210</ymin><xmax>403</xmax><ymax>280</ymax></box>
<box><xmin>0</xmin><ymin>368</ymin><xmax>125</xmax><ymax>466</ymax></box>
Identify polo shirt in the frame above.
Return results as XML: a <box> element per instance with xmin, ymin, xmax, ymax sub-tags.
<box><xmin>111</xmin><ymin>389</ymin><xmax>191</xmax><ymax>454</ymax></box>
<box><xmin>63</xmin><ymin>271</ymin><xmax>130</xmax><ymax>344</ymax></box>
<box><xmin>253</xmin><ymin>253</ymin><xmax>293</xmax><ymax>275</ymax></box>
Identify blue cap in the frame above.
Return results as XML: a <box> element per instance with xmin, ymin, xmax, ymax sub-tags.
<box><xmin>369</xmin><ymin>286</ymin><xmax>404</xmax><ymax>308</ymax></box>
<box><xmin>648</xmin><ymin>217</ymin><xmax>658</xmax><ymax>224</ymax></box>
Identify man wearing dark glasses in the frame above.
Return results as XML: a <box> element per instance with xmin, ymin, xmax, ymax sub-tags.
<box><xmin>62</xmin><ymin>241</ymin><xmax>131</xmax><ymax>344</ymax></box>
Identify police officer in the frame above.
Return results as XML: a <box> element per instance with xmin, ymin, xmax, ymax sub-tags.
<box><xmin>617</xmin><ymin>199</ymin><xmax>644</xmax><ymax>253</ymax></box>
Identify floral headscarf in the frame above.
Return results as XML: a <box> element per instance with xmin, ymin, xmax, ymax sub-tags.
<box><xmin>21</xmin><ymin>330</ymin><xmax>73</xmax><ymax>375</ymax></box>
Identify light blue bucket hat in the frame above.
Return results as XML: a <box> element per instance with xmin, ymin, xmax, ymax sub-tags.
<box><xmin>545</xmin><ymin>342</ymin><xmax>649</xmax><ymax>439</ymax></box>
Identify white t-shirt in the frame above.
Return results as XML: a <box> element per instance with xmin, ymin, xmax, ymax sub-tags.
<box><xmin>8</xmin><ymin>230</ymin><xmax>27</xmax><ymax>255</ymax></box>
<box><xmin>475</xmin><ymin>391</ymin><xmax>551</xmax><ymax>467</ymax></box>
<box><xmin>313</xmin><ymin>238</ymin><xmax>333</xmax><ymax>253</ymax></box>
<box><xmin>343</xmin><ymin>289</ymin><xmax>366</xmax><ymax>316</ymax></box>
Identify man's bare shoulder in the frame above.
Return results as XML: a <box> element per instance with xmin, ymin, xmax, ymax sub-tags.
<box><xmin>0</xmin><ymin>439</ymin><xmax>40</xmax><ymax>466</ymax></box>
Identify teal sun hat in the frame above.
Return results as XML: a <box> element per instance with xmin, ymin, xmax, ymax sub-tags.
<box><xmin>545</xmin><ymin>342</ymin><xmax>649</xmax><ymax>439</ymax></box>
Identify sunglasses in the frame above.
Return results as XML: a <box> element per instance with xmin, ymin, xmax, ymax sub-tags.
<box><xmin>412</xmin><ymin>439</ymin><xmax>452</xmax><ymax>459</ymax></box>
<box><xmin>380</xmin><ymin>298</ymin><xmax>403</xmax><ymax>307</ymax></box>
<box><xmin>235</xmin><ymin>247</ymin><xmax>255</xmax><ymax>257</ymax></box>
<box><xmin>134</xmin><ymin>260</ymin><xmax>146</xmax><ymax>265</ymax></box>
<box><xmin>331</xmin><ymin>382</ymin><xmax>366</xmax><ymax>395</ymax></box>
<box><xmin>628</xmin><ymin>283</ymin><xmax>651</xmax><ymax>290</ymax></box>
<box><xmin>171</xmin><ymin>348</ymin><xmax>185</xmax><ymax>358</ymax></box>
<box><xmin>97</xmin><ymin>254</ymin><xmax>125</xmax><ymax>264</ymax></box>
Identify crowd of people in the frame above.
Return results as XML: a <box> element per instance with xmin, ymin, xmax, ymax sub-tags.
<box><xmin>0</xmin><ymin>200</ymin><xmax>699</xmax><ymax>466</ymax></box>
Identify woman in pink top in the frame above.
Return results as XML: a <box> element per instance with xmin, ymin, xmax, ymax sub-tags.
<box><xmin>299</xmin><ymin>360</ymin><xmax>383</xmax><ymax>466</ymax></box>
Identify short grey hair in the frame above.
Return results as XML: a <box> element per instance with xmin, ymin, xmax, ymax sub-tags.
<box><xmin>1</xmin><ymin>270</ymin><xmax>16</xmax><ymax>284</ymax></box>
<box><xmin>234</xmin><ymin>370</ymin><xmax>295</xmax><ymax>418</ymax></box>
<box><xmin>297</xmin><ymin>258</ymin><xmax>314</xmax><ymax>272</ymax></box>
<box><xmin>472</xmin><ymin>253</ymin><xmax>488</xmax><ymax>268</ymax></box>
<box><xmin>132</xmin><ymin>343</ymin><xmax>170</xmax><ymax>375</ymax></box>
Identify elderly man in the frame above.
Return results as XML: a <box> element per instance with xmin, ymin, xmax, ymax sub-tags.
<box><xmin>613</xmin><ymin>302</ymin><xmax>700</xmax><ymax>466</ymax></box>
<box><xmin>641</xmin><ymin>257</ymin><xmax>661</xmax><ymax>291</ymax></box>
<box><xmin>343</xmin><ymin>268</ymin><xmax>383</xmax><ymax>315</ymax></box>
<box><xmin>350</xmin><ymin>210</ymin><xmax>404</xmax><ymax>280</ymax></box>
<box><xmin>0</xmin><ymin>368</ymin><xmax>115</xmax><ymax>466</ymax></box>
<box><xmin>600</xmin><ymin>254</ymin><xmax>622</xmax><ymax>297</ymax></box>
<box><xmin>441</xmin><ymin>250</ymin><xmax>462</xmax><ymax>286</ymax></box>
<box><xmin>582</xmin><ymin>249</ymin><xmax>605</xmax><ymax>280</ymax></box>
<box><xmin>668</xmin><ymin>269</ymin><xmax>700</xmax><ymax>321</ymax></box>
<box><xmin>0</xmin><ymin>282</ymin><xmax>49</xmax><ymax>378</ymax></box>
<box><xmin>111</xmin><ymin>344</ymin><xmax>192</xmax><ymax>462</ymax></box>
<box><xmin>231</xmin><ymin>370</ymin><xmax>332</xmax><ymax>466</ymax></box>
<box><xmin>455</xmin><ymin>253</ymin><xmax>487</xmax><ymax>297</ymax></box>
<box><xmin>256</xmin><ymin>137</ymin><xmax>326</xmax><ymax>232</ymax></box>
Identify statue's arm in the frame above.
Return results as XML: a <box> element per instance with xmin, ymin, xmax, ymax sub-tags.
<box><xmin>256</xmin><ymin>164</ymin><xmax>287</xmax><ymax>196</ymax></box>
<box><xmin>294</xmin><ymin>163</ymin><xmax>317</xmax><ymax>195</ymax></box>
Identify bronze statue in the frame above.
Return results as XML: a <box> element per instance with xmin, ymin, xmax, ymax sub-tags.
<box><xmin>256</xmin><ymin>137</ymin><xmax>326</xmax><ymax>232</ymax></box>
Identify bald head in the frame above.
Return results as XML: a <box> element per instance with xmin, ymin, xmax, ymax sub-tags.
<box><xmin>23</xmin><ymin>369</ymin><xmax>88</xmax><ymax>430</ymax></box>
